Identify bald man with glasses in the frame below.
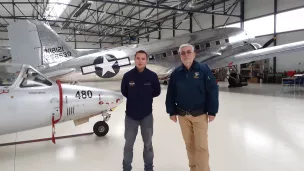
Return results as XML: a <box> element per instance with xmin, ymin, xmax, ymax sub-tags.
<box><xmin>165</xmin><ymin>44</ymin><xmax>219</xmax><ymax>171</ymax></box>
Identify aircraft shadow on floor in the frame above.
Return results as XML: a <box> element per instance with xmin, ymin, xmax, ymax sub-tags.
<box><xmin>0</xmin><ymin>135</ymin><xmax>112</xmax><ymax>160</ymax></box>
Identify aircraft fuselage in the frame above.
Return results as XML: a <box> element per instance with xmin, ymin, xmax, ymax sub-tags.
<box><xmin>39</xmin><ymin>27</ymin><xmax>258</xmax><ymax>82</ymax></box>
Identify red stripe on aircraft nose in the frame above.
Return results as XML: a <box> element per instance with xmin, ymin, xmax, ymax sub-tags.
<box><xmin>52</xmin><ymin>80</ymin><xmax>64</xmax><ymax>144</ymax></box>
<box><xmin>54</xmin><ymin>80</ymin><xmax>63</xmax><ymax>124</ymax></box>
<box><xmin>0</xmin><ymin>90</ymin><xmax>9</xmax><ymax>95</ymax></box>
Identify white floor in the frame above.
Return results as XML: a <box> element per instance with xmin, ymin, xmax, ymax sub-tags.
<box><xmin>1</xmin><ymin>82</ymin><xmax>304</xmax><ymax>171</ymax></box>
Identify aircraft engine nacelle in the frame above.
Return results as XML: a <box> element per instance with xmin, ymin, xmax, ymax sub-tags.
<box><xmin>250</xmin><ymin>43</ymin><xmax>262</xmax><ymax>50</ymax></box>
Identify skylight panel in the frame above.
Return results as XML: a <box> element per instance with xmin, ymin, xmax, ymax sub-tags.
<box><xmin>44</xmin><ymin>0</ymin><xmax>71</xmax><ymax>20</ymax></box>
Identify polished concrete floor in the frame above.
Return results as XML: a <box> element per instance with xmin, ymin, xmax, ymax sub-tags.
<box><xmin>0</xmin><ymin>81</ymin><xmax>304</xmax><ymax>171</ymax></box>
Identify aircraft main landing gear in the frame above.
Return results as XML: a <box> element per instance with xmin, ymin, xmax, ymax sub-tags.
<box><xmin>227</xmin><ymin>66</ymin><xmax>248</xmax><ymax>88</ymax></box>
<box><xmin>93</xmin><ymin>112</ymin><xmax>111</xmax><ymax>137</ymax></box>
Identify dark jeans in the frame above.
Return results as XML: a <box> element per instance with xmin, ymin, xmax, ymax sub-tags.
<box><xmin>123</xmin><ymin>114</ymin><xmax>154</xmax><ymax>171</ymax></box>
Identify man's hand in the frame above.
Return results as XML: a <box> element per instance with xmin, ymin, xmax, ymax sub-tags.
<box><xmin>208</xmin><ymin>115</ymin><xmax>215</xmax><ymax>122</ymax></box>
<box><xmin>170</xmin><ymin>115</ymin><xmax>177</xmax><ymax>122</ymax></box>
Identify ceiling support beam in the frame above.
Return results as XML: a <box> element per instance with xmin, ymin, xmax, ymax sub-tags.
<box><xmin>212</xmin><ymin>2</ymin><xmax>215</xmax><ymax>29</ymax></box>
<box><xmin>173</xmin><ymin>16</ymin><xmax>175</xmax><ymax>37</ymax></box>
<box><xmin>189</xmin><ymin>12</ymin><xmax>193</xmax><ymax>33</ymax></box>
<box><xmin>273</xmin><ymin>0</ymin><xmax>277</xmax><ymax>73</ymax></box>
<box><xmin>90</xmin><ymin>0</ymin><xmax>240</xmax><ymax>17</ymax></box>
<box><xmin>0</xmin><ymin>29</ymin><xmax>159</xmax><ymax>39</ymax></box>
<box><xmin>0</xmin><ymin>16</ymin><xmax>189</xmax><ymax>31</ymax></box>
<box><xmin>240</xmin><ymin>0</ymin><xmax>244</xmax><ymax>28</ymax></box>
<box><xmin>65</xmin><ymin>40</ymin><xmax>138</xmax><ymax>44</ymax></box>
<box><xmin>12</xmin><ymin>0</ymin><xmax>16</xmax><ymax>22</ymax></box>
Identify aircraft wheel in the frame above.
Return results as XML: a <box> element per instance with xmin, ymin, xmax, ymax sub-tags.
<box><xmin>228</xmin><ymin>73</ymin><xmax>237</xmax><ymax>88</ymax></box>
<box><xmin>93</xmin><ymin>121</ymin><xmax>109</xmax><ymax>137</ymax></box>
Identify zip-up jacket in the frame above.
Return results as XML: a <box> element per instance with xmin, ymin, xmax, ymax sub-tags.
<box><xmin>165</xmin><ymin>60</ymin><xmax>219</xmax><ymax>116</ymax></box>
<box><xmin>121</xmin><ymin>67</ymin><xmax>161</xmax><ymax>120</ymax></box>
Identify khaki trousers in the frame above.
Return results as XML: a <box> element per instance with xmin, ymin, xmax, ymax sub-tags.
<box><xmin>178</xmin><ymin>114</ymin><xmax>210</xmax><ymax>171</ymax></box>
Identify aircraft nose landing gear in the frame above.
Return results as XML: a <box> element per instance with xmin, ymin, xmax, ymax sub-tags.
<box><xmin>93</xmin><ymin>112</ymin><xmax>111</xmax><ymax>137</ymax></box>
<box><xmin>93</xmin><ymin>121</ymin><xmax>109</xmax><ymax>137</ymax></box>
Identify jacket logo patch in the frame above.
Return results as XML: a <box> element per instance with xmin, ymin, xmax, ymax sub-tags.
<box><xmin>129</xmin><ymin>81</ymin><xmax>135</xmax><ymax>86</ymax></box>
<box><xmin>194</xmin><ymin>72</ymin><xmax>200</xmax><ymax>78</ymax></box>
<box><xmin>144</xmin><ymin>82</ymin><xmax>151</xmax><ymax>86</ymax></box>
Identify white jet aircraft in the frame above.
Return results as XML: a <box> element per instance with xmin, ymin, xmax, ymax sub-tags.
<box><xmin>7</xmin><ymin>20</ymin><xmax>304</xmax><ymax>87</ymax></box>
<box><xmin>0</xmin><ymin>63</ymin><xmax>123</xmax><ymax>144</ymax></box>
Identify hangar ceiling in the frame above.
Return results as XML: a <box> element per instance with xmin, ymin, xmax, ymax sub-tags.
<box><xmin>0</xmin><ymin>0</ymin><xmax>242</xmax><ymax>45</ymax></box>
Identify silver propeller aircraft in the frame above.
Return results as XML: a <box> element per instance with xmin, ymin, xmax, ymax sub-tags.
<box><xmin>7</xmin><ymin>20</ymin><xmax>304</xmax><ymax>87</ymax></box>
<box><xmin>0</xmin><ymin>63</ymin><xmax>123</xmax><ymax>143</ymax></box>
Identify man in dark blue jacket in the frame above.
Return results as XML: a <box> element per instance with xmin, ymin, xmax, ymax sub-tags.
<box><xmin>121</xmin><ymin>50</ymin><xmax>161</xmax><ymax>171</ymax></box>
<box><xmin>166</xmin><ymin>44</ymin><xmax>219</xmax><ymax>171</ymax></box>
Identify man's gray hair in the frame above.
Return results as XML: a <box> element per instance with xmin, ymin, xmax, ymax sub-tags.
<box><xmin>178</xmin><ymin>43</ymin><xmax>194</xmax><ymax>53</ymax></box>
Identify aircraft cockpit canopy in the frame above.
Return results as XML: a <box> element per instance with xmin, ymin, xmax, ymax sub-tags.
<box><xmin>0</xmin><ymin>63</ymin><xmax>22</xmax><ymax>87</ymax></box>
<box><xmin>20</xmin><ymin>67</ymin><xmax>52</xmax><ymax>87</ymax></box>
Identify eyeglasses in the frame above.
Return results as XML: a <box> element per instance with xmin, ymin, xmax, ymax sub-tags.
<box><xmin>180</xmin><ymin>50</ymin><xmax>194</xmax><ymax>56</ymax></box>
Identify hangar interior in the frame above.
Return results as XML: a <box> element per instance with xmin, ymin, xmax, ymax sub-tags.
<box><xmin>0</xmin><ymin>0</ymin><xmax>304</xmax><ymax>171</ymax></box>
<box><xmin>1</xmin><ymin>0</ymin><xmax>304</xmax><ymax>84</ymax></box>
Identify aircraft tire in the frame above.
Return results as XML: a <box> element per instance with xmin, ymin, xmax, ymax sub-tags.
<box><xmin>93</xmin><ymin>121</ymin><xmax>109</xmax><ymax>137</ymax></box>
<box><xmin>228</xmin><ymin>73</ymin><xmax>244</xmax><ymax>88</ymax></box>
<box><xmin>228</xmin><ymin>73</ymin><xmax>238</xmax><ymax>88</ymax></box>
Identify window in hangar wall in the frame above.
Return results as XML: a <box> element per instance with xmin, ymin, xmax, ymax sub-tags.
<box><xmin>244</xmin><ymin>15</ymin><xmax>274</xmax><ymax>37</ymax></box>
<box><xmin>226</xmin><ymin>22</ymin><xmax>241</xmax><ymax>28</ymax></box>
<box><xmin>277</xmin><ymin>8</ymin><xmax>304</xmax><ymax>33</ymax></box>
<box><xmin>219</xmin><ymin>22</ymin><xmax>241</xmax><ymax>28</ymax></box>
<box><xmin>214</xmin><ymin>7</ymin><xmax>304</xmax><ymax>37</ymax></box>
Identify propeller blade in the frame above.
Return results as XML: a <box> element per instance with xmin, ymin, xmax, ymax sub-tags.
<box><xmin>262</xmin><ymin>37</ymin><xmax>276</xmax><ymax>48</ymax></box>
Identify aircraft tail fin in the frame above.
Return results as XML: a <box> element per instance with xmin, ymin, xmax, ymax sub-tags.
<box><xmin>8</xmin><ymin>20</ymin><xmax>78</xmax><ymax>68</ymax></box>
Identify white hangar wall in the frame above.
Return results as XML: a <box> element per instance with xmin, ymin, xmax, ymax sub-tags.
<box><xmin>275</xmin><ymin>0</ymin><xmax>304</xmax><ymax>72</ymax></box>
<box><xmin>245</xmin><ymin>0</ymin><xmax>304</xmax><ymax>19</ymax></box>
<box><xmin>244</xmin><ymin>0</ymin><xmax>304</xmax><ymax>72</ymax></box>
<box><xmin>251</xmin><ymin>35</ymin><xmax>275</xmax><ymax>71</ymax></box>
<box><xmin>276</xmin><ymin>30</ymin><xmax>304</xmax><ymax>72</ymax></box>
<box><xmin>278</xmin><ymin>0</ymin><xmax>304</xmax><ymax>11</ymax></box>
<box><xmin>245</xmin><ymin>0</ymin><xmax>274</xmax><ymax>20</ymax></box>
<box><xmin>0</xmin><ymin>31</ymin><xmax>9</xmax><ymax>47</ymax></box>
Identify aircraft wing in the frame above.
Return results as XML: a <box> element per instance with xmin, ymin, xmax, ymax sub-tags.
<box><xmin>232</xmin><ymin>40</ymin><xmax>304</xmax><ymax>65</ymax></box>
<box><xmin>42</xmin><ymin>68</ymin><xmax>76</xmax><ymax>79</ymax></box>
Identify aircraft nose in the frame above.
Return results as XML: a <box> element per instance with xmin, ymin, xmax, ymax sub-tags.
<box><xmin>113</xmin><ymin>91</ymin><xmax>124</xmax><ymax>104</ymax></box>
<box><xmin>106</xmin><ymin>91</ymin><xmax>123</xmax><ymax>111</ymax></box>
<box><xmin>97</xmin><ymin>89</ymin><xmax>124</xmax><ymax>111</ymax></box>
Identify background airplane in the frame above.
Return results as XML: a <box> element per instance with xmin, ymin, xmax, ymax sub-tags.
<box><xmin>0</xmin><ymin>47</ymin><xmax>11</xmax><ymax>63</ymax></box>
<box><xmin>0</xmin><ymin>63</ymin><xmax>123</xmax><ymax>143</ymax></box>
<box><xmin>7</xmin><ymin>20</ymin><xmax>304</xmax><ymax>87</ymax></box>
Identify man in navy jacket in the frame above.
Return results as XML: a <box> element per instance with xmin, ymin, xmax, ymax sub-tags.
<box><xmin>121</xmin><ymin>50</ymin><xmax>161</xmax><ymax>171</ymax></box>
<box><xmin>166</xmin><ymin>44</ymin><xmax>219</xmax><ymax>171</ymax></box>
